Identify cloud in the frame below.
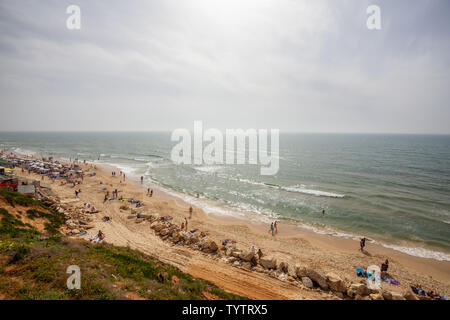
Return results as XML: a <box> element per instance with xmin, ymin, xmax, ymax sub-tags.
<box><xmin>0</xmin><ymin>0</ymin><xmax>449</xmax><ymax>133</ymax></box>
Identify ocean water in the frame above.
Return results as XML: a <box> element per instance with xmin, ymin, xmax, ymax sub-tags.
<box><xmin>1</xmin><ymin>132</ymin><xmax>449</xmax><ymax>261</ymax></box>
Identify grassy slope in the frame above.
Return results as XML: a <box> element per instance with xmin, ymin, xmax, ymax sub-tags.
<box><xmin>0</xmin><ymin>189</ymin><xmax>246</xmax><ymax>300</ymax></box>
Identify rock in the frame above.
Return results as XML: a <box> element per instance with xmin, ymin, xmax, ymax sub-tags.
<box><xmin>208</xmin><ymin>241</ymin><xmax>218</xmax><ymax>252</ymax></box>
<box><xmin>403</xmin><ymin>289</ymin><xmax>419</xmax><ymax>300</ymax></box>
<box><xmin>171</xmin><ymin>275</ymin><xmax>179</xmax><ymax>284</ymax></box>
<box><xmin>259</xmin><ymin>257</ymin><xmax>277</xmax><ymax>270</ymax></box>
<box><xmin>72</xmin><ymin>229</ymin><xmax>80</xmax><ymax>235</ymax></box>
<box><xmin>295</xmin><ymin>265</ymin><xmax>307</xmax><ymax>278</ymax></box>
<box><xmin>391</xmin><ymin>293</ymin><xmax>406</xmax><ymax>300</ymax></box>
<box><xmin>201</xmin><ymin>240</ymin><xmax>218</xmax><ymax>253</ymax></box>
<box><xmin>154</xmin><ymin>224</ymin><xmax>165</xmax><ymax>232</ymax></box>
<box><xmin>301</xmin><ymin>277</ymin><xmax>314</xmax><ymax>289</ymax></box>
<box><xmin>334</xmin><ymin>292</ymin><xmax>345</xmax><ymax>299</ymax></box>
<box><xmin>287</xmin><ymin>265</ymin><xmax>296</xmax><ymax>278</ymax></box>
<box><xmin>242</xmin><ymin>262</ymin><xmax>252</xmax><ymax>269</ymax></box>
<box><xmin>278</xmin><ymin>261</ymin><xmax>289</xmax><ymax>274</ymax></box>
<box><xmin>370</xmin><ymin>293</ymin><xmax>384</xmax><ymax>300</ymax></box>
<box><xmin>253</xmin><ymin>266</ymin><xmax>264</xmax><ymax>273</ymax></box>
<box><xmin>306</xmin><ymin>269</ymin><xmax>329</xmax><ymax>290</ymax></box>
<box><xmin>233</xmin><ymin>261</ymin><xmax>241</xmax><ymax>267</ymax></box>
<box><xmin>347</xmin><ymin>283</ymin><xmax>369</xmax><ymax>298</ymax></box>
<box><xmin>239</xmin><ymin>251</ymin><xmax>255</xmax><ymax>262</ymax></box>
<box><xmin>278</xmin><ymin>273</ymin><xmax>288</xmax><ymax>281</ymax></box>
<box><xmin>231</xmin><ymin>249</ymin><xmax>243</xmax><ymax>258</ymax></box>
<box><xmin>326</xmin><ymin>272</ymin><xmax>346</xmax><ymax>293</ymax></box>
<box><xmin>382</xmin><ymin>290</ymin><xmax>393</xmax><ymax>300</ymax></box>
<box><xmin>150</xmin><ymin>221</ymin><xmax>159</xmax><ymax>229</ymax></box>
<box><xmin>227</xmin><ymin>257</ymin><xmax>238</xmax><ymax>263</ymax></box>
<box><xmin>159</xmin><ymin>228</ymin><xmax>169</xmax><ymax>236</ymax></box>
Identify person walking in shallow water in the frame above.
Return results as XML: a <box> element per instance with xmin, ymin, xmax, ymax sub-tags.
<box><xmin>269</xmin><ymin>222</ymin><xmax>274</xmax><ymax>236</ymax></box>
<box><xmin>360</xmin><ymin>237</ymin><xmax>366</xmax><ymax>252</ymax></box>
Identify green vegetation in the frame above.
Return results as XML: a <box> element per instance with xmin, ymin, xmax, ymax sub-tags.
<box><xmin>0</xmin><ymin>189</ymin><xmax>41</xmax><ymax>208</ymax></box>
<box><xmin>0</xmin><ymin>191</ymin><xmax>246</xmax><ymax>300</ymax></box>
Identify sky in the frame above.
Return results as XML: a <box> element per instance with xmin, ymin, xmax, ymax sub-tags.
<box><xmin>0</xmin><ymin>0</ymin><xmax>449</xmax><ymax>133</ymax></box>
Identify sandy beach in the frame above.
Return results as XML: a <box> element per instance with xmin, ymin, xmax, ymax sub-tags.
<box><xmin>10</xmin><ymin>158</ymin><xmax>449</xmax><ymax>300</ymax></box>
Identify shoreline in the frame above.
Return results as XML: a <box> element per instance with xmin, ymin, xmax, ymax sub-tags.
<box><xmin>5</xmin><ymin>152</ymin><xmax>450</xmax><ymax>298</ymax></box>
<box><xmin>99</xmin><ymin>161</ymin><xmax>450</xmax><ymax>263</ymax></box>
<box><xmin>9</xmin><ymin>146</ymin><xmax>450</xmax><ymax>262</ymax></box>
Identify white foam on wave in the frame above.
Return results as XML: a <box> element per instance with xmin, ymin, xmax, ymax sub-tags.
<box><xmin>380</xmin><ymin>244</ymin><xmax>450</xmax><ymax>262</ymax></box>
<box><xmin>194</xmin><ymin>165</ymin><xmax>223</xmax><ymax>173</ymax></box>
<box><xmin>282</xmin><ymin>185</ymin><xmax>345</xmax><ymax>198</ymax></box>
<box><xmin>13</xmin><ymin>147</ymin><xmax>36</xmax><ymax>156</ymax></box>
<box><xmin>107</xmin><ymin>163</ymin><xmax>138</xmax><ymax>175</ymax></box>
<box><xmin>296</xmin><ymin>222</ymin><xmax>450</xmax><ymax>262</ymax></box>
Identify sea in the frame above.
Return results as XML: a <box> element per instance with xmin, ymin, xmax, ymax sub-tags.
<box><xmin>1</xmin><ymin>132</ymin><xmax>449</xmax><ymax>261</ymax></box>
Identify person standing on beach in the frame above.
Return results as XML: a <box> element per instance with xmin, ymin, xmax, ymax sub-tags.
<box><xmin>269</xmin><ymin>222</ymin><xmax>274</xmax><ymax>236</ymax></box>
<box><xmin>75</xmin><ymin>190</ymin><xmax>79</xmax><ymax>198</ymax></box>
<box><xmin>381</xmin><ymin>259</ymin><xmax>389</xmax><ymax>279</ymax></box>
<box><xmin>141</xmin><ymin>176</ymin><xmax>143</xmax><ymax>184</ymax></box>
<box><xmin>257</xmin><ymin>248</ymin><xmax>263</xmax><ymax>259</ymax></box>
<box><xmin>274</xmin><ymin>221</ymin><xmax>278</xmax><ymax>234</ymax></box>
<box><xmin>360</xmin><ymin>237</ymin><xmax>366</xmax><ymax>252</ymax></box>
<box><xmin>150</xmin><ymin>189</ymin><xmax>153</xmax><ymax>197</ymax></box>
<box><xmin>189</xmin><ymin>206</ymin><xmax>193</xmax><ymax>219</ymax></box>
<box><xmin>184</xmin><ymin>217</ymin><xmax>188</xmax><ymax>231</ymax></box>
<box><xmin>123</xmin><ymin>173</ymin><xmax>126</xmax><ymax>181</ymax></box>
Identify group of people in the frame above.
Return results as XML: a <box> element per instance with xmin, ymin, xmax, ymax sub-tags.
<box><xmin>269</xmin><ymin>220</ymin><xmax>278</xmax><ymax>236</ymax></box>
<box><xmin>82</xmin><ymin>202</ymin><xmax>98</xmax><ymax>213</ymax></box>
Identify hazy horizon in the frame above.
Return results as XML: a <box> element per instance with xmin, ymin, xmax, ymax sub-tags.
<box><xmin>1</xmin><ymin>0</ymin><xmax>449</xmax><ymax>134</ymax></box>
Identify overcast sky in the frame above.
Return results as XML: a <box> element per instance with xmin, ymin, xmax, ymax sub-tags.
<box><xmin>0</xmin><ymin>0</ymin><xmax>449</xmax><ymax>133</ymax></box>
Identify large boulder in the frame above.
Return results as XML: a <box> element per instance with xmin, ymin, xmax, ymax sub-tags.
<box><xmin>403</xmin><ymin>289</ymin><xmax>419</xmax><ymax>301</ymax></box>
<box><xmin>231</xmin><ymin>249</ymin><xmax>243</xmax><ymax>258</ymax></box>
<box><xmin>239</xmin><ymin>251</ymin><xmax>255</xmax><ymax>262</ymax></box>
<box><xmin>369</xmin><ymin>293</ymin><xmax>384</xmax><ymax>300</ymax></box>
<box><xmin>347</xmin><ymin>283</ymin><xmax>369</xmax><ymax>298</ymax></box>
<box><xmin>259</xmin><ymin>257</ymin><xmax>277</xmax><ymax>270</ymax></box>
<box><xmin>382</xmin><ymin>290</ymin><xmax>393</xmax><ymax>300</ymax></box>
<box><xmin>278</xmin><ymin>262</ymin><xmax>289</xmax><ymax>274</ymax></box>
<box><xmin>202</xmin><ymin>240</ymin><xmax>218</xmax><ymax>253</ymax></box>
<box><xmin>326</xmin><ymin>272</ymin><xmax>346</xmax><ymax>293</ymax></box>
<box><xmin>301</xmin><ymin>277</ymin><xmax>314</xmax><ymax>289</ymax></box>
<box><xmin>391</xmin><ymin>293</ymin><xmax>406</xmax><ymax>300</ymax></box>
<box><xmin>159</xmin><ymin>228</ymin><xmax>170</xmax><ymax>236</ymax></box>
<box><xmin>305</xmin><ymin>269</ymin><xmax>329</xmax><ymax>290</ymax></box>
<box><xmin>295</xmin><ymin>265</ymin><xmax>307</xmax><ymax>278</ymax></box>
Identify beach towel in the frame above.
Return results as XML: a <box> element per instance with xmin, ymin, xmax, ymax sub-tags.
<box><xmin>382</xmin><ymin>277</ymin><xmax>400</xmax><ymax>286</ymax></box>
<box><xmin>190</xmin><ymin>229</ymin><xmax>198</xmax><ymax>234</ymax></box>
<box><xmin>77</xmin><ymin>231</ymin><xmax>87</xmax><ymax>237</ymax></box>
<box><xmin>356</xmin><ymin>268</ymin><xmax>366</xmax><ymax>278</ymax></box>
